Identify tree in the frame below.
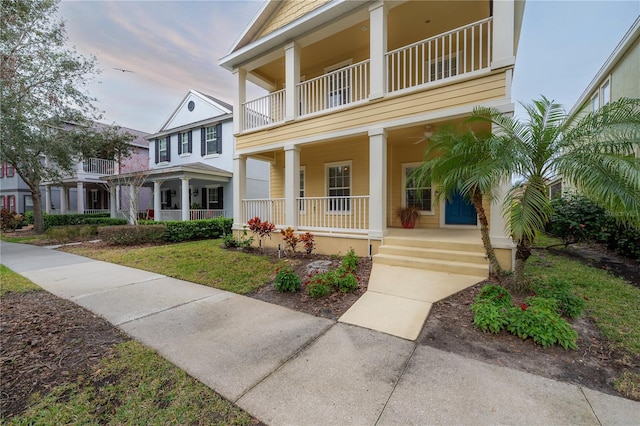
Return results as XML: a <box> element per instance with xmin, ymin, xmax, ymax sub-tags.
<box><xmin>101</xmin><ymin>156</ymin><xmax>149</xmax><ymax>225</ymax></box>
<box><xmin>410</xmin><ymin>125</ymin><xmax>512</xmax><ymax>277</ymax></box>
<box><xmin>1</xmin><ymin>0</ymin><xmax>132</xmax><ymax>232</ymax></box>
<box><xmin>472</xmin><ymin>97</ymin><xmax>640</xmax><ymax>292</ymax></box>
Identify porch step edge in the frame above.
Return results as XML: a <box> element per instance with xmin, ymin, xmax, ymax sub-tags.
<box><xmin>373</xmin><ymin>253</ymin><xmax>489</xmax><ymax>276</ymax></box>
<box><xmin>382</xmin><ymin>236</ymin><xmax>484</xmax><ymax>252</ymax></box>
<box><xmin>377</xmin><ymin>245</ymin><xmax>488</xmax><ymax>265</ymax></box>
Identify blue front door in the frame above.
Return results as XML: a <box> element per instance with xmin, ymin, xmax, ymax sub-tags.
<box><xmin>445</xmin><ymin>193</ymin><xmax>477</xmax><ymax>225</ymax></box>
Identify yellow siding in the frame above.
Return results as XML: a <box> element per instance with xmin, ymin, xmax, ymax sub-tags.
<box><xmin>612</xmin><ymin>37</ymin><xmax>640</xmax><ymax>101</ymax></box>
<box><xmin>259</xmin><ymin>0</ymin><xmax>331</xmax><ymax>39</ymax></box>
<box><xmin>237</xmin><ymin>71</ymin><xmax>507</xmax><ymax>151</ymax></box>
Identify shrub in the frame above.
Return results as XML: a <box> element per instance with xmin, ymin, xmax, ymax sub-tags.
<box><xmin>162</xmin><ymin>217</ymin><xmax>232</xmax><ymax>242</ymax></box>
<box><xmin>308</xmin><ymin>282</ymin><xmax>331</xmax><ymax>298</ymax></box>
<box><xmin>247</xmin><ymin>216</ymin><xmax>275</xmax><ymax>248</ymax></box>
<box><xmin>1</xmin><ymin>209</ymin><xmax>23</xmax><ymax>231</ymax></box>
<box><xmin>299</xmin><ymin>232</ymin><xmax>315</xmax><ymax>255</ymax></box>
<box><xmin>613</xmin><ymin>226</ymin><xmax>640</xmax><ymax>260</ymax></box>
<box><xmin>222</xmin><ymin>227</ymin><xmax>253</xmax><ymax>250</ymax></box>
<box><xmin>25</xmin><ymin>210</ymin><xmax>34</xmax><ymax>224</ymax></box>
<box><xmin>274</xmin><ymin>267</ymin><xmax>301</xmax><ymax>292</ymax></box>
<box><xmin>84</xmin><ymin>218</ymin><xmax>128</xmax><ymax>226</ymax></box>
<box><xmin>341</xmin><ymin>249</ymin><xmax>358</xmax><ymax>272</ymax></box>
<box><xmin>548</xmin><ymin>195</ymin><xmax>612</xmax><ymax>245</ymax></box>
<box><xmin>98</xmin><ymin>225</ymin><xmax>167</xmax><ymax>246</ymax></box>
<box><xmin>507</xmin><ymin>302</ymin><xmax>578</xmax><ymax>350</ymax></box>
<box><xmin>43</xmin><ymin>213</ymin><xmax>110</xmax><ymax>229</ymax></box>
<box><xmin>334</xmin><ymin>268</ymin><xmax>358</xmax><ymax>293</ymax></box>
<box><xmin>45</xmin><ymin>225</ymin><xmax>98</xmax><ymax>241</ymax></box>
<box><xmin>533</xmin><ymin>278</ymin><xmax>585</xmax><ymax>319</ymax></box>
<box><xmin>475</xmin><ymin>285</ymin><xmax>512</xmax><ymax>309</ymax></box>
<box><xmin>281</xmin><ymin>227</ymin><xmax>299</xmax><ymax>253</ymax></box>
<box><xmin>471</xmin><ymin>302</ymin><xmax>512</xmax><ymax>334</ymax></box>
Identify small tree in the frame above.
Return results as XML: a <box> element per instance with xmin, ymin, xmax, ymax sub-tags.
<box><xmin>101</xmin><ymin>156</ymin><xmax>148</xmax><ymax>225</ymax></box>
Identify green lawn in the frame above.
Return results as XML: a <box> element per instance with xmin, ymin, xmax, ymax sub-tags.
<box><xmin>0</xmin><ymin>265</ymin><xmax>41</xmax><ymax>295</ymax></box>
<box><xmin>6</xmin><ymin>341</ymin><xmax>254</xmax><ymax>425</ymax></box>
<box><xmin>63</xmin><ymin>239</ymin><xmax>281</xmax><ymax>294</ymax></box>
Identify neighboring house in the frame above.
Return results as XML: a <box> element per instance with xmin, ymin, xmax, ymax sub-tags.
<box><xmin>553</xmin><ymin>16</ymin><xmax>640</xmax><ymax>196</ymax></box>
<box><xmin>143</xmin><ymin>90</ymin><xmax>269</xmax><ymax>222</ymax></box>
<box><xmin>219</xmin><ymin>0</ymin><xmax>524</xmax><ymax>271</ymax></box>
<box><xmin>0</xmin><ymin>162</ymin><xmax>31</xmax><ymax>214</ymax></box>
<box><xmin>41</xmin><ymin>124</ymin><xmax>151</xmax><ymax>218</ymax></box>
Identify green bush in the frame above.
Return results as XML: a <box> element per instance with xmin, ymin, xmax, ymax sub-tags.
<box><xmin>25</xmin><ymin>210</ymin><xmax>34</xmax><ymax>224</ymax></box>
<box><xmin>45</xmin><ymin>225</ymin><xmax>98</xmax><ymax>241</ymax></box>
<box><xmin>308</xmin><ymin>282</ymin><xmax>331</xmax><ymax>298</ymax></box>
<box><xmin>507</xmin><ymin>302</ymin><xmax>578</xmax><ymax>350</ymax></box>
<box><xmin>1</xmin><ymin>209</ymin><xmax>23</xmax><ymax>231</ymax></box>
<box><xmin>613</xmin><ymin>226</ymin><xmax>640</xmax><ymax>260</ymax></box>
<box><xmin>42</xmin><ymin>212</ymin><xmax>110</xmax><ymax>229</ymax></box>
<box><xmin>334</xmin><ymin>267</ymin><xmax>358</xmax><ymax>293</ymax></box>
<box><xmin>274</xmin><ymin>267</ymin><xmax>301</xmax><ymax>293</ymax></box>
<box><xmin>83</xmin><ymin>217</ymin><xmax>128</xmax><ymax>226</ymax></box>
<box><xmin>470</xmin><ymin>301</ymin><xmax>512</xmax><ymax>334</ymax></box>
<box><xmin>98</xmin><ymin>225</ymin><xmax>167</xmax><ymax>246</ymax></box>
<box><xmin>162</xmin><ymin>217</ymin><xmax>232</xmax><ymax>242</ymax></box>
<box><xmin>533</xmin><ymin>278</ymin><xmax>585</xmax><ymax>319</ymax></box>
<box><xmin>475</xmin><ymin>285</ymin><xmax>512</xmax><ymax>309</ymax></box>
<box><xmin>341</xmin><ymin>249</ymin><xmax>358</xmax><ymax>272</ymax></box>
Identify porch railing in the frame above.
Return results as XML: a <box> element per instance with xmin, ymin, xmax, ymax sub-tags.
<box><xmin>297</xmin><ymin>59</ymin><xmax>370</xmax><ymax>117</ymax></box>
<box><xmin>242</xmin><ymin>89</ymin><xmax>285</xmax><ymax>131</ymax></box>
<box><xmin>84</xmin><ymin>209</ymin><xmax>110</xmax><ymax>214</ymax></box>
<box><xmin>298</xmin><ymin>196</ymin><xmax>369</xmax><ymax>233</ymax></box>
<box><xmin>386</xmin><ymin>17</ymin><xmax>492</xmax><ymax>93</ymax></box>
<box><xmin>81</xmin><ymin>158</ymin><xmax>116</xmax><ymax>175</ymax></box>
<box><xmin>242</xmin><ymin>198</ymin><xmax>285</xmax><ymax>227</ymax></box>
<box><xmin>190</xmin><ymin>209</ymin><xmax>226</xmax><ymax>220</ymax></box>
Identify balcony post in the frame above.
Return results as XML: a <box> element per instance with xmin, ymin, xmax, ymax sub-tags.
<box><xmin>76</xmin><ymin>181</ymin><xmax>85</xmax><ymax>214</ymax></box>
<box><xmin>153</xmin><ymin>181</ymin><xmax>162</xmax><ymax>222</ymax></box>
<box><xmin>492</xmin><ymin>1</ymin><xmax>515</xmax><ymax>70</ymax></box>
<box><xmin>284</xmin><ymin>42</ymin><xmax>300</xmax><ymax>122</ymax></box>
<box><xmin>109</xmin><ymin>185</ymin><xmax>117</xmax><ymax>218</ymax></box>
<box><xmin>368</xmin><ymin>128</ymin><xmax>387</xmax><ymax>238</ymax></box>
<box><xmin>45</xmin><ymin>185</ymin><xmax>52</xmax><ymax>214</ymax></box>
<box><xmin>233</xmin><ymin>155</ymin><xmax>247</xmax><ymax>229</ymax></box>
<box><xmin>232</xmin><ymin>68</ymin><xmax>247</xmax><ymax>134</ymax></box>
<box><xmin>369</xmin><ymin>1</ymin><xmax>388</xmax><ymax>100</ymax></box>
<box><xmin>60</xmin><ymin>186</ymin><xmax>68</xmax><ymax>214</ymax></box>
<box><xmin>284</xmin><ymin>145</ymin><xmax>300</xmax><ymax>229</ymax></box>
<box><xmin>181</xmin><ymin>177</ymin><xmax>190</xmax><ymax>221</ymax></box>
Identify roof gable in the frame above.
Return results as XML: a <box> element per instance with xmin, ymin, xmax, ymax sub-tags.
<box><xmin>159</xmin><ymin>90</ymin><xmax>233</xmax><ymax>132</ymax></box>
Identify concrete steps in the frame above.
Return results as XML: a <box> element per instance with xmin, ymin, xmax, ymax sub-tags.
<box><xmin>374</xmin><ymin>234</ymin><xmax>489</xmax><ymax>277</ymax></box>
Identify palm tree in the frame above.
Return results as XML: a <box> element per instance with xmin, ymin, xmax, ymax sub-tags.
<box><xmin>410</xmin><ymin>125</ymin><xmax>514</xmax><ymax>277</ymax></box>
<box><xmin>472</xmin><ymin>96</ymin><xmax>640</xmax><ymax>292</ymax></box>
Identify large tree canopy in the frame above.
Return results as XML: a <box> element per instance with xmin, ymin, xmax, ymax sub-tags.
<box><xmin>1</xmin><ymin>0</ymin><xmax>133</xmax><ymax>232</ymax></box>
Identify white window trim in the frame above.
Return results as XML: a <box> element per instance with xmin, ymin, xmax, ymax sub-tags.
<box><xmin>591</xmin><ymin>93</ymin><xmax>599</xmax><ymax>112</ymax></box>
<box><xmin>402</xmin><ymin>162</ymin><xmax>435</xmax><ymax>215</ymax></box>
<box><xmin>158</xmin><ymin>138</ymin><xmax>169</xmax><ymax>162</ymax></box>
<box><xmin>325</xmin><ymin>160</ymin><xmax>352</xmax><ymax>214</ymax></box>
<box><xmin>181</xmin><ymin>131</ymin><xmax>190</xmax><ymax>154</ymax></box>
<box><xmin>205</xmin><ymin>126</ymin><xmax>218</xmax><ymax>156</ymax></box>
<box><xmin>600</xmin><ymin>77</ymin><xmax>611</xmax><ymax>107</ymax></box>
<box><xmin>203</xmin><ymin>153</ymin><xmax>220</xmax><ymax>159</ymax></box>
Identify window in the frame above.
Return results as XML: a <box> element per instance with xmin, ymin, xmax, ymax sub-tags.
<box><xmin>206</xmin><ymin>186</ymin><xmax>223</xmax><ymax>209</ymax></box>
<box><xmin>591</xmin><ymin>93</ymin><xmax>599</xmax><ymax>111</ymax></box>
<box><xmin>178</xmin><ymin>131</ymin><xmax>191</xmax><ymax>155</ymax></box>
<box><xmin>3</xmin><ymin>163</ymin><xmax>14</xmax><ymax>177</ymax></box>
<box><xmin>161</xmin><ymin>189</ymin><xmax>172</xmax><ymax>208</ymax></box>
<box><xmin>202</xmin><ymin>124</ymin><xmax>222</xmax><ymax>156</ymax></box>
<box><xmin>602</xmin><ymin>80</ymin><xmax>610</xmax><ymax>106</ymax></box>
<box><xmin>326</xmin><ymin>162</ymin><xmax>351</xmax><ymax>211</ymax></box>
<box><xmin>403</xmin><ymin>163</ymin><xmax>432</xmax><ymax>213</ymax></box>
<box><xmin>7</xmin><ymin>195</ymin><xmax>16</xmax><ymax>212</ymax></box>
<box><xmin>90</xmin><ymin>190</ymin><xmax>99</xmax><ymax>209</ymax></box>
<box><xmin>157</xmin><ymin>137</ymin><xmax>169</xmax><ymax>163</ymax></box>
<box><xmin>24</xmin><ymin>195</ymin><xmax>33</xmax><ymax>212</ymax></box>
<box><xmin>299</xmin><ymin>167</ymin><xmax>306</xmax><ymax>211</ymax></box>
<box><xmin>430</xmin><ymin>53</ymin><xmax>458</xmax><ymax>82</ymax></box>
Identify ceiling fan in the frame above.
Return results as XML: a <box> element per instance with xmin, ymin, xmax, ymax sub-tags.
<box><xmin>411</xmin><ymin>125</ymin><xmax>434</xmax><ymax>144</ymax></box>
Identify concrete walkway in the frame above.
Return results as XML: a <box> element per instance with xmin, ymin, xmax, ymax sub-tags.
<box><xmin>1</xmin><ymin>241</ymin><xmax>638</xmax><ymax>425</ymax></box>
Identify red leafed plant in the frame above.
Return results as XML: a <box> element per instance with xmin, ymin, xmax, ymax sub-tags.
<box><xmin>247</xmin><ymin>216</ymin><xmax>276</xmax><ymax>250</ymax></box>
<box><xmin>299</xmin><ymin>232</ymin><xmax>315</xmax><ymax>255</ymax></box>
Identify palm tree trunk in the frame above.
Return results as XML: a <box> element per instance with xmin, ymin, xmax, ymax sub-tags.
<box><xmin>471</xmin><ymin>190</ymin><xmax>503</xmax><ymax>278</ymax></box>
<box><xmin>510</xmin><ymin>240</ymin><xmax>533</xmax><ymax>294</ymax></box>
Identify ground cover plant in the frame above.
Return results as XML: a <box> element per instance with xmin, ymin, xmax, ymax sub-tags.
<box><xmin>0</xmin><ymin>267</ymin><xmax>258</xmax><ymax>424</ymax></box>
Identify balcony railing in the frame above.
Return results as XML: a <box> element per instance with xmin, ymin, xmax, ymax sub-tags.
<box><xmin>241</xmin><ymin>196</ymin><xmax>369</xmax><ymax>234</ymax></box>
<box><xmin>242</xmin><ymin>198</ymin><xmax>285</xmax><ymax>227</ymax></box>
<box><xmin>242</xmin><ymin>89</ymin><xmax>285</xmax><ymax>131</ymax></box>
<box><xmin>386</xmin><ymin>17</ymin><xmax>492</xmax><ymax>93</ymax></box>
<box><xmin>82</xmin><ymin>158</ymin><xmax>117</xmax><ymax>175</ymax></box>
<box><xmin>297</xmin><ymin>60</ymin><xmax>370</xmax><ymax>117</ymax></box>
<box><xmin>298</xmin><ymin>196</ymin><xmax>369</xmax><ymax>233</ymax></box>
<box><xmin>190</xmin><ymin>209</ymin><xmax>226</xmax><ymax>220</ymax></box>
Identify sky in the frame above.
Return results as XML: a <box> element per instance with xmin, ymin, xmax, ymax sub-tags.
<box><xmin>58</xmin><ymin>0</ymin><xmax>640</xmax><ymax>134</ymax></box>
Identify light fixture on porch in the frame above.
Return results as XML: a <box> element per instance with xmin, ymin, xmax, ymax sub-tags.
<box><xmin>193</xmin><ymin>188</ymin><xmax>199</xmax><ymax>196</ymax></box>
<box><xmin>171</xmin><ymin>190</ymin><xmax>176</xmax><ymax>196</ymax></box>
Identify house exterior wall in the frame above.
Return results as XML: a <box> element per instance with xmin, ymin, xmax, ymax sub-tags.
<box><xmin>611</xmin><ymin>37</ymin><xmax>640</xmax><ymax>101</ymax></box>
<box><xmin>258</xmin><ymin>0</ymin><xmax>331</xmax><ymax>39</ymax></box>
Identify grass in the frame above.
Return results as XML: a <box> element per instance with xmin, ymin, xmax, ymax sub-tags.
<box><xmin>0</xmin><ymin>234</ymin><xmax>44</xmax><ymax>243</ymax></box>
<box><xmin>6</xmin><ymin>341</ymin><xmax>254</xmax><ymax>425</ymax></box>
<box><xmin>0</xmin><ymin>265</ymin><xmax>41</xmax><ymax>295</ymax></box>
<box><xmin>63</xmin><ymin>239</ymin><xmax>281</xmax><ymax>294</ymax></box>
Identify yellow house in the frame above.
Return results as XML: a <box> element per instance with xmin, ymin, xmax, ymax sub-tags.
<box><xmin>219</xmin><ymin>0</ymin><xmax>525</xmax><ymax>273</ymax></box>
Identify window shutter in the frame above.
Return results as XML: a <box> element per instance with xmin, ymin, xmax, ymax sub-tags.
<box><xmin>216</xmin><ymin>123</ymin><xmax>222</xmax><ymax>154</ymax></box>
<box><xmin>188</xmin><ymin>130</ymin><xmax>193</xmax><ymax>153</ymax></box>
<box><xmin>166</xmin><ymin>136</ymin><xmax>171</xmax><ymax>162</ymax></box>
<box><xmin>177</xmin><ymin>133</ymin><xmax>182</xmax><ymax>155</ymax></box>
<box><xmin>0</xmin><ymin>163</ymin><xmax>4</xmax><ymax>178</ymax></box>
<box><xmin>166</xmin><ymin>190</ymin><xmax>172</xmax><ymax>207</ymax></box>
<box><xmin>154</xmin><ymin>139</ymin><xmax>159</xmax><ymax>163</ymax></box>
<box><xmin>201</xmin><ymin>128</ymin><xmax>206</xmax><ymax>157</ymax></box>
<box><xmin>216</xmin><ymin>186</ymin><xmax>224</xmax><ymax>209</ymax></box>
<box><xmin>202</xmin><ymin>188</ymin><xmax>207</xmax><ymax>208</ymax></box>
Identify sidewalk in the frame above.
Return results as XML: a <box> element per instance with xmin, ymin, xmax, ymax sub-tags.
<box><xmin>1</xmin><ymin>241</ymin><xmax>639</xmax><ymax>425</ymax></box>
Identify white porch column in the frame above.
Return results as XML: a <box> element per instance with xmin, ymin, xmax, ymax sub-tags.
<box><xmin>284</xmin><ymin>42</ymin><xmax>300</xmax><ymax>122</ymax></box>
<box><xmin>153</xmin><ymin>181</ymin><xmax>162</xmax><ymax>222</ymax></box>
<box><xmin>109</xmin><ymin>186</ymin><xmax>117</xmax><ymax>218</ymax></box>
<box><xmin>233</xmin><ymin>155</ymin><xmax>247</xmax><ymax>229</ymax></box>
<box><xmin>491</xmin><ymin>0</ymin><xmax>516</xmax><ymax>70</ymax></box>
<box><xmin>181</xmin><ymin>177</ymin><xmax>190</xmax><ymax>221</ymax></box>
<box><xmin>128</xmin><ymin>184</ymin><xmax>136</xmax><ymax>224</ymax></box>
<box><xmin>45</xmin><ymin>185</ymin><xmax>52</xmax><ymax>214</ymax></box>
<box><xmin>76</xmin><ymin>182</ymin><xmax>84</xmax><ymax>214</ymax></box>
<box><xmin>284</xmin><ymin>145</ymin><xmax>300</xmax><ymax>229</ymax></box>
<box><xmin>489</xmin><ymin>176</ymin><xmax>513</xmax><ymax>248</ymax></box>
<box><xmin>369</xmin><ymin>128</ymin><xmax>387</xmax><ymax>238</ymax></box>
<box><xmin>232</xmin><ymin>68</ymin><xmax>247</xmax><ymax>134</ymax></box>
<box><xmin>116</xmin><ymin>185</ymin><xmax>121</xmax><ymax>211</ymax></box>
<box><xmin>60</xmin><ymin>187</ymin><xmax>68</xmax><ymax>214</ymax></box>
<box><xmin>369</xmin><ymin>0</ymin><xmax>388</xmax><ymax>100</ymax></box>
